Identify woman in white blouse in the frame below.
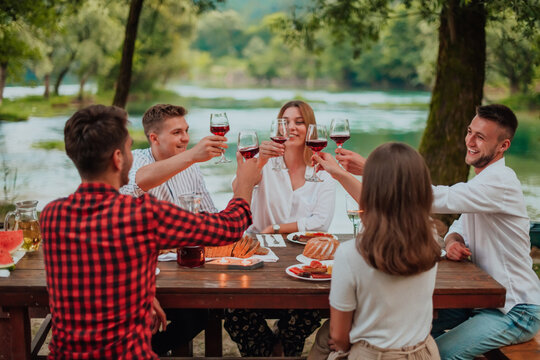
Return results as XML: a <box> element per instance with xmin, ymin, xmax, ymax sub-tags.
<box><xmin>225</xmin><ymin>100</ymin><xmax>335</xmax><ymax>357</ymax></box>
<box><xmin>249</xmin><ymin>99</ymin><xmax>335</xmax><ymax>234</ymax></box>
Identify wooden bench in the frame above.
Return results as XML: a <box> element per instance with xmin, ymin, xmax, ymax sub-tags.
<box><xmin>483</xmin><ymin>332</ymin><xmax>540</xmax><ymax>359</ymax></box>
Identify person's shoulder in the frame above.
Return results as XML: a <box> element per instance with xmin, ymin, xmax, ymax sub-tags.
<box><xmin>335</xmin><ymin>239</ymin><xmax>358</xmax><ymax>260</ymax></box>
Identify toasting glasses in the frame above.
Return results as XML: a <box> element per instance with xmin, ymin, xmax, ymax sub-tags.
<box><xmin>270</xmin><ymin>118</ymin><xmax>289</xmax><ymax>171</ymax></box>
<box><xmin>210</xmin><ymin>113</ymin><xmax>231</xmax><ymax>164</ymax></box>
<box><xmin>330</xmin><ymin>118</ymin><xmax>350</xmax><ymax>149</ymax></box>
<box><xmin>305</xmin><ymin>124</ymin><xmax>328</xmax><ymax>182</ymax></box>
<box><xmin>237</xmin><ymin>130</ymin><xmax>259</xmax><ymax>160</ymax></box>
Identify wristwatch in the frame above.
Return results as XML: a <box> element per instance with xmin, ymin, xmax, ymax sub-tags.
<box><xmin>272</xmin><ymin>224</ymin><xmax>280</xmax><ymax>234</ymax></box>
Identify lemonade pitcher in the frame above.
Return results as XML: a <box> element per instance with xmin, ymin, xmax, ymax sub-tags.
<box><xmin>4</xmin><ymin>200</ymin><xmax>42</xmax><ymax>251</ymax></box>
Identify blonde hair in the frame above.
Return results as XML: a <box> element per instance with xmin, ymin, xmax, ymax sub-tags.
<box><xmin>358</xmin><ymin>142</ymin><xmax>440</xmax><ymax>275</ymax></box>
<box><xmin>277</xmin><ymin>100</ymin><xmax>316</xmax><ymax>166</ymax></box>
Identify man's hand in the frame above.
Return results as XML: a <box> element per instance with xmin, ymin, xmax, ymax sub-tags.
<box><xmin>233</xmin><ymin>152</ymin><xmax>262</xmax><ymax>203</ymax></box>
<box><xmin>335</xmin><ymin>148</ymin><xmax>366</xmax><ymax>175</ymax></box>
<box><xmin>186</xmin><ymin>135</ymin><xmax>227</xmax><ymax>163</ymax></box>
<box><xmin>445</xmin><ymin>233</ymin><xmax>472</xmax><ymax>261</ymax></box>
<box><xmin>151</xmin><ymin>297</ymin><xmax>167</xmax><ymax>334</ymax></box>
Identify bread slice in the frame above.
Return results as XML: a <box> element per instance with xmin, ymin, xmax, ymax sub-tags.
<box><xmin>303</xmin><ymin>237</ymin><xmax>340</xmax><ymax>260</ymax></box>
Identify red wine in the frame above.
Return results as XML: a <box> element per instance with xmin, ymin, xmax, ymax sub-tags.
<box><xmin>330</xmin><ymin>135</ymin><xmax>350</xmax><ymax>146</ymax></box>
<box><xmin>271</xmin><ymin>136</ymin><xmax>287</xmax><ymax>144</ymax></box>
<box><xmin>306</xmin><ymin>139</ymin><xmax>327</xmax><ymax>152</ymax></box>
<box><xmin>239</xmin><ymin>146</ymin><xmax>259</xmax><ymax>159</ymax></box>
<box><xmin>210</xmin><ymin>125</ymin><xmax>230</xmax><ymax>136</ymax></box>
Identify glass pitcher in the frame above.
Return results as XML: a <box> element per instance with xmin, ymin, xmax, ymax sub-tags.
<box><xmin>4</xmin><ymin>200</ymin><xmax>42</xmax><ymax>252</ymax></box>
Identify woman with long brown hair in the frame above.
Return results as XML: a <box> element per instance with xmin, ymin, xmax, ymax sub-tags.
<box><xmin>309</xmin><ymin>142</ymin><xmax>441</xmax><ymax>360</ymax></box>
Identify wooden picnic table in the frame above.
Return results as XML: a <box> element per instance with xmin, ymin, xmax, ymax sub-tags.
<box><xmin>0</xmin><ymin>234</ymin><xmax>506</xmax><ymax>359</ymax></box>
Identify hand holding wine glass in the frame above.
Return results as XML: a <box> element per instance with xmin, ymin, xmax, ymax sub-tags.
<box><xmin>210</xmin><ymin>113</ymin><xmax>231</xmax><ymax>164</ymax></box>
<box><xmin>305</xmin><ymin>124</ymin><xmax>328</xmax><ymax>182</ymax></box>
<box><xmin>270</xmin><ymin>118</ymin><xmax>289</xmax><ymax>171</ymax></box>
<box><xmin>330</xmin><ymin>118</ymin><xmax>350</xmax><ymax>149</ymax></box>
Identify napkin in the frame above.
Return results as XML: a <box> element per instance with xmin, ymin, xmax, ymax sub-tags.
<box><xmin>256</xmin><ymin>234</ymin><xmax>286</xmax><ymax>247</ymax></box>
<box><xmin>0</xmin><ymin>250</ymin><xmax>26</xmax><ymax>278</ymax></box>
<box><xmin>158</xmin><ymin>248</ymin><xmax>279</xmax><ymax>262</ymax></box>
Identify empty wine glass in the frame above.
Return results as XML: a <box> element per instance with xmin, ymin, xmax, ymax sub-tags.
<box><xmin>305</xmin><ymin>124</ymin><xmax>328</xmax><ymax>182</ymax></box>
<box><xmin>210</xmin><ymin>113</ymin><xmax>231</xmax><ymax>164</ymax></box>
<box><xmin>346</xmin><ymin>194</ymin><xmax>362</xmax><ymax>239</ymax></box>
<box><xmin>330</xmin><ymin>118</ymin><xmax>350</xmax><ymax>149</ymax></box>
<box><xmin>270</xmin><ymin>118</ymin><xmax>289</xmax><ymax>171</ymax></box>
<box><xmin>237</xmin><ymin>130</ymin><xmax>259</xmax><ymax>160</ymax></box>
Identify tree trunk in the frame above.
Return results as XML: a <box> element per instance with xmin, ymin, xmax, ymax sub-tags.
<box><xmin>43</xmin><ymin>74</ymin><xmax>50</xmax><ymax>99</ymax></box>
<box><xmin>0</xmin><ymin>62</ymin><xmax>7</xmax><ymax>105</ymax></box>
<box><xmin>419</xmin><ymin>0</ymin><xmax>486</xmax><ymax>187</ymax></box>
<box><xmin>78</xmin><ymin>73</ymin><xmax>89</xmax><ymax>101</ymax></box>
<box><xmin>54</xmin><ymin>65</ymin><xmax>71</xmax><ymax>96</ymax></box>
<box><xmin>112</xmin><ymin>0</ymin><xmax>144</xmax><ymax>109</ymax></box>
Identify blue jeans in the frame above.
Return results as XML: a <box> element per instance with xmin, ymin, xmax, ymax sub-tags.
<box><xmin>431</xmin><ymin>304</ymin><xmax>540</xmax><ymax>360</ymax></box>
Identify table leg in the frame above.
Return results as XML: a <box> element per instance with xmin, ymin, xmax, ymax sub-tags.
<box><xmin>6</xmin><ymin>307</ymin><xmax>31</xmax><ymax>360</ymax></box>
<box><xmin>205</xmin><ymin>309</ymin><xmax>222</xmax><ymax>357</ymax></box>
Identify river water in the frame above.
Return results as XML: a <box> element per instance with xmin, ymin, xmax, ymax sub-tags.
<box><xmin>1</xmin><ymin>85</ymin><xmax>538</xmax><ymax>234</ymax></box>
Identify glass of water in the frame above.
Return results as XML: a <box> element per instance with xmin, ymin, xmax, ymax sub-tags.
<box><xmin>345</xmin><ymin>194</ymin><xmax>362</xmax><ymax>239</ymax></box>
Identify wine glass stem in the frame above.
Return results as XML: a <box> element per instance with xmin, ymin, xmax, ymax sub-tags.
<box><xmin>353</xmin><ymin>224</ymin><xmax>358</xmax><ymax>239</ymax></box>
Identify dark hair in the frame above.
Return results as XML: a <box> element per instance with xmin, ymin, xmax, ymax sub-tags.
<box><xmin>277</xmin><ymin>100</ymin><xmax>316</xmax><ymax>165</ymax></box>
<box><xmin>64</xmin><ymin>105</ymin><xmax>129</xmax><ymax>179</ymax></box>
<box><xmin>476</xmin><ymin>104</ymin><xmax>518</xmax><ymax>141</ymax></box>
<box><xmin>358</xmin><ymin>142</ymin><xmax>440</xmax><ymax>276</ymax></box>
<box><xmin>142</xmin><ymin>104</ymin><xmax>187</xmax><ymax>138</ymax></box>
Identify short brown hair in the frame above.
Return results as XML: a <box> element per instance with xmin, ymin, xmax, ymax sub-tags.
<box><xmin>64</xmin><ymin>105</ymin><xmax>129</xmax><ymax>179</ymax></box>
<box><xmin>476</xmin><ymin>104</ymin><xmax>518</xmax><ymax>141</ymax></box>
<box><xmin>358</xmin><ymin>142</ymin><xmax>440</xmax><ymax>276</ymax></box>
<box><xmin>142</xmin><ymin>104</ymin><xmax>187</xmax><ymax>138</ymax></box>
<box><xmin>277</xmin><ymin>100</ymin><xmax>316</xmax><ymax>165</ymax></box>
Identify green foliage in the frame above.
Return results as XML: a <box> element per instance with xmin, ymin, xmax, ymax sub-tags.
<box><xmin>498</xmin><ymin>93</ymin><xmax>540</xmax><ymax>111</ymax></box>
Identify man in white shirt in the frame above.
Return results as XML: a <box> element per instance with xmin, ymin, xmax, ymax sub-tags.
<box><xmin>120</xmin><ymin>104</ymin><xmax>226</xmax><ymax>212</ymax></box>
<box><xmin>120</xmin><ymin>103</ymin><xmax>227</xmax><ymax>355</ymax></box>
<box><xmin>430</xmin><ymin>104</ymin><xmax>540</xmax><ymax>359</ymax></box>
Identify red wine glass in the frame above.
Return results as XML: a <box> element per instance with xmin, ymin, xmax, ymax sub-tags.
<box><xmin>210</xmin><ymin>113</ymin><xmax>231</xmax><ymax>164</ymax></box>
<box><xmin>238</xmin><ymin>130</ymin><xmax>259</xmax><ymax>160</ymax></box>
<box><xmin>270</xmin><ymin>118</ymin><xmax>289</xmax><ymax>171</ymax></box>
<box><xmin>305</xmin><ymin>124</ymin><xmax>328</xmax><ymax>182</ymax></box>
<box><xmin>330</xmin><ymin>118</ymin><xmax>350</xmax><ymax>149</ymax></box>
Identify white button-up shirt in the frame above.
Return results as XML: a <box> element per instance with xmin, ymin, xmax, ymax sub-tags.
<box><xmin>432</xmin><ymin>158</ymin><xmax>540</xmax><ymax>313</ymax></box>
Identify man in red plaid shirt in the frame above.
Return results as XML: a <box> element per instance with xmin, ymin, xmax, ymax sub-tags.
<box><xmin>40</xmin><ymin>105</ymin><xmax>261</xmax><ymax>359</ymax></box>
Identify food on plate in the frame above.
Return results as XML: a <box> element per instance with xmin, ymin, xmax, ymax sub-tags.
<box><xmin>0</xmin><ymin>248</ymin><xmax>15</xmax><ymax>270</ymax></box>
<box><xmin>292</xmin><ymin>232</ymin><xmax>334</xmax><ymax>243</ymax></box>
<box><xmin>289</xmin><ymin>260</ymin><xmax>332</xmax><ymax>279</ymax></box>
<box><xmin>0</xmin><ymin>230</ymin><xmax>24</xmax><ymax>253</ymax></box>
<box><xmin>302</xmin><ymin>237</ymin><xmax>340</xmax><ymax>260</ymax></box>
<box><xmin>159</xmin><ymin>248</ymin><xmax>176</xmax><ymax>255</ymax></box>
<box><xmin>205</xmin><ymin>235</ymin><xmax>267</xmax><ymax>259</ymax></box>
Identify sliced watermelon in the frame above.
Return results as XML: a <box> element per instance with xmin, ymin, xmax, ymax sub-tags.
<box><xmin>0</xmin><ymin>248</ymin><xmax>15</xmax><ymax>270</ymax></box>
<box><xmin>0</xmin><ymin>230</ymin><xmax>24</xmax><ymax>253</ymax></box>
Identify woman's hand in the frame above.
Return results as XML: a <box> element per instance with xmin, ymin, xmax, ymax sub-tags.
<box><xmin>312</xmin><ymin>152</ymin><xmax>346</xmax><ymax>179</ymax></box>
<box><xmin>258</xmin><ymin>140</ymin><xmax>285</xmax><ymax>167</ymax></box>
<box><xmin>335</xmin><ymin>148</ymin><xmax>366</xmax><ymax>175</ymax></box>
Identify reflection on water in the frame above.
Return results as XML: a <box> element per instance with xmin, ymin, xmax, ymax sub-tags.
<box><xmin>0</xmin><ymin>86</ymin><xmax>539</xmax><ymax>233</ymax></box>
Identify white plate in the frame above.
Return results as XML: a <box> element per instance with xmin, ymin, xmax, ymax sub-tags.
<box><xmin>155</xmin><ymin>267</ymin><xmax>160</xmax><ymax>275</ymax></box>
<box><xmin>296</xmin><ymin>254</ymin><xmax>334</xmax><ymax>265</ymax></box>
<box><xmin>285</xmin><ymin>264</ymin><xmax>331</xmax><ymax>281</ymax></box>
<box><xmin>286</xmin><ymin>232</ymin><xmax>338</xmax><ymax>245</ymax></box>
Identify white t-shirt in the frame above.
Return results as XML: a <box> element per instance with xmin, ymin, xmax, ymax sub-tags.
<box><xmin>330</xmin><ymin>240</ymin><xmax>437</xmax><ymax>349</ymax></box>
<box><xmin>432</xmin><ymin>158</ymin><xmax>540</xmax><ymax>313</ymax></box>
<box><xmin>120</xmin><ymin>148</ymin><xmax>217</xmax><ymax>213</ymax></box>
<box><xmin>248</xmin><ymin>163</ymin><xmax>336</xmax><ymax>233</ymax></box>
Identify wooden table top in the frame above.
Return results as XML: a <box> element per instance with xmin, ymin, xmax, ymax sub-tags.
<box><xmin>0</xmin><ymin>235</ymin><xmax>506</xmax><ymax>309</ymax></box>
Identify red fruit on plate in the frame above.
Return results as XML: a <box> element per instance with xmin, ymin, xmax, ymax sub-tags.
<box><xmin>309</xmin><ymin>260</ymin><xmax>323</xmax><ymax>268</ymax></box>
<box><xmin>311</xmin><ymin>273</ymin><xmax>331</xmax><ymax>279</ymax></box>
<box><xmin>0</xmin><ymin>248</ymin><xmax>15</xmax><ymax>270</ymax></box>
<box><xmin>0</xmin><ymin>230</ymin><xmax>24</xmax><ymax>253</ymax></box>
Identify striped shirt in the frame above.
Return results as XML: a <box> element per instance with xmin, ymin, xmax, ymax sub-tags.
<box><xmin>120</xmin><ymin>148</ymin><xmax>217</xmax><ymax>212</ymax></box>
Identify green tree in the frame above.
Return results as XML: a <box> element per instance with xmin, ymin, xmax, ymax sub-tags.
<box><xmin>275</xmin><ymin>0</ymin><xmax>540</xmax><ymax>188</ymax></box>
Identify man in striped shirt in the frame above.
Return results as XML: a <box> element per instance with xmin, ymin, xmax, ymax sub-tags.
<box><xmin>120</xmin><ymin>104</ymin><xmax>224</xmax><ymax>212</ymax></box>
<box><xmin>119</xmin><ymin>104</ymin><xmax>228</xmax><ymax>354</ymax></box>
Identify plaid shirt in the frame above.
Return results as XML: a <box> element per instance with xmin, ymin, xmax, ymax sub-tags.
<box><xmin>40</xmin><ymin>182</ymin><xmax>251</xmax><ymax>359</ymax></box>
